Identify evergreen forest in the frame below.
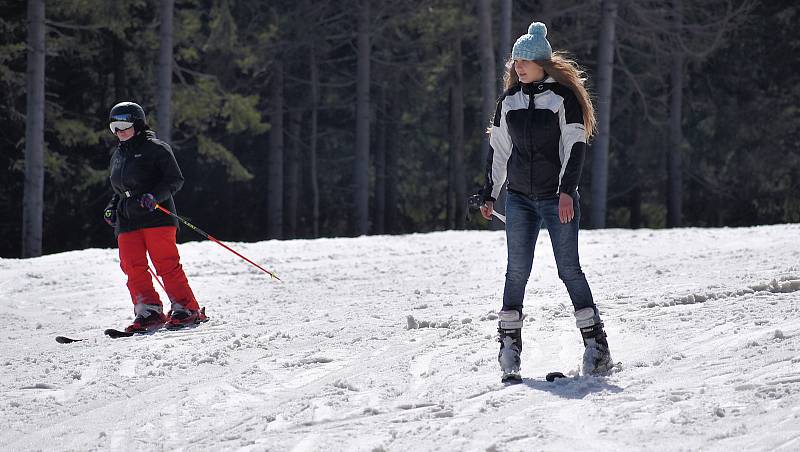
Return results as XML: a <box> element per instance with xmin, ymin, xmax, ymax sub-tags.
<box><xmin>2</xmin><ymin>0</ymin><xmax>798</xmax><ymax>258</ymax></box>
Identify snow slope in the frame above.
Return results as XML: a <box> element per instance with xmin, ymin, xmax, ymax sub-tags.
<box><xmin>1</xmin><ymin>224</ymin><xmax>799</xmax><ymax>451</ymax></box>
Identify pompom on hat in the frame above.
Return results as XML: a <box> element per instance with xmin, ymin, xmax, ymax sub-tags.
<box><xmin>511</xmin><ymin>22</ymin><xmax>553</xmax><ymax>61</ymax></box>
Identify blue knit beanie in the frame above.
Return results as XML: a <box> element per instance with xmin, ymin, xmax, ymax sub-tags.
<box><xmin>511</xmin><ymin>22</ymin><xmax>552</xmax><ymax>61</ymax></box>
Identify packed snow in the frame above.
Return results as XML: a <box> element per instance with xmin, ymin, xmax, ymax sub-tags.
<box><xmin>1</xmin><ymin>224</ymin><xmax>800</xmax><ymax>451</ymax></box>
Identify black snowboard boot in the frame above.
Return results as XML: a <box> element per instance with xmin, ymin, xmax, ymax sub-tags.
<box><xmin>575</xmin><ymin>307</ymin><xmax>613</xmax><ymax>376</ymax></box>
<box><xmin>497</xmin><ymin>309</ymin><xmax>524</xmax><ymax>382</ymax></box>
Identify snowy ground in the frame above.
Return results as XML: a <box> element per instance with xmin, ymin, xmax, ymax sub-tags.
<box><xmin>1</xmin><ymin>224</ymin><xmax>800</xmax><ymax>451</ymax></box>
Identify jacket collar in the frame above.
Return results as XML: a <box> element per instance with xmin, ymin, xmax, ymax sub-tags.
<box><xmin>119</xmin><ymin>130</ymin><xmax>153</xmax><ymax>152</ymax></box>
<box><xmin>521</xmin><ymin>76</ymin><xmax>555</xmax><ymax>95</ymax></box>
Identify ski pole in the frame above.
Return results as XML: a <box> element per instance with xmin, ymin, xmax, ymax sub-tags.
<box><xmin>147</xmin><ymin>266</ymin><xmax>167</xmax><ymax>291</ymax></box>
<box><xmin>491</xmin><ymin>210</ymin><xmax>506</xmax><ymax>223</ymax></box>
<box><xmin>154</xmin><ymin>204</ymin><xmax>281</xmax><ymax>281</ymax></box>
<box><xmin>466</xmin><ymin>193</ymin><xmax>506</xmax><ymax>224</ymax></box>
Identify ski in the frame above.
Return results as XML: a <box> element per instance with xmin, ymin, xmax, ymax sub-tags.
<box><xmin>545</xmin><ymin>371</ymin><xmax>567</xmax><ymax>382</ymax></box>
<box><xmin>165</xmin><ymin>315</ymin><xmax>209</xmax><ymax>331</ymax></box>
<box><xmin>544</xmin><ymin>362</ymin><xmax>623</xmax><ymax>381</ymax></box>
<box><xmin>104</xmin><ymin>323</ymin><xmax>200</xmax><ymax>338</ymax></box>
<box><xmin>165</xmin><ymin>308</ymin><xmax>210</xmax><ymax>331</ymax></box>
<box><xmin>500</xmin><ymin>372</ymin><xmax>567</xmax><ymax>383</ymax></box>
<box><xmin>104</xmin><ymin>328</ymin><xmax>139</xmax><ymax>338</ymax></box>
<box><xmin>104</xmin><ymin>311</ymin><xmax>209</xmax><ymax>339</ymax></box>
<box><xmin>55</xmin><ymin>330</ymin><xmax>156</xmax><ymax>342</ymax></box>
<box><xmin>56</xmin><ymin>314</ymin><xmax>210</xmax><ymax>343</ymax></box>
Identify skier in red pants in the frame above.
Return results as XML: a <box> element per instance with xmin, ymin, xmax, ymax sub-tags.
<box><xmin>103</xmin><ymin>101</ymin><xmax>206</xmax><ymax>333</ymax></box>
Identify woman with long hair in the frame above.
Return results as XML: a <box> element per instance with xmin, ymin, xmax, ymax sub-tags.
<box><xmin>480</xmin><ymin>22</ymin><xmax>612</xmax><ymax>382</ymax></box>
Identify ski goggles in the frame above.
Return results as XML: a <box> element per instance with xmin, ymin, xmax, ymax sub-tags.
<box><xmin>109</xmin><ymin>121</ymin><xmax>134</xmax><ymax>133</ymax></box>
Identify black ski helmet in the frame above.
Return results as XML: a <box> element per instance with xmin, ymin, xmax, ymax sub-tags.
<box><xmin>109</xmin><ymin>102</ymin><xmax>147</xmax><ymax>132</ymax></box>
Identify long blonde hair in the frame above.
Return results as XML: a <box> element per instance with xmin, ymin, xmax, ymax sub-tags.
<box><xmin>503</xmin><ymin>51</ymin><xmax>597</xmax><ymax>139</ymax></box>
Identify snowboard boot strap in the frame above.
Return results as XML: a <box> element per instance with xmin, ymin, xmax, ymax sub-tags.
<box><xmin>498</xmin><ymin>310</ymin><xmax>524</xmax><ymax>342</ymax></box>
<box><xmin>575</xmin><ymin>307</ymin><xmax>608</xmax><ymax>348</ymax></box>
<box><xmin>498</xmin><ymin>309</ymin><xmax>524</xmax><ymax>330</ymax></box>
<box><xmin>575</xmin><ymin>307</ymin><xmax>614</xmax><ymax>375</ymax></box>
<box><xmin>497</xmin><ymin>310</ymin><xmax>524</xmax><ymax>374</ymax></box>
<box><xmin>497</xmin><ymin>310</ymin><xmax>524</xmax><ymax>351</ymax></box>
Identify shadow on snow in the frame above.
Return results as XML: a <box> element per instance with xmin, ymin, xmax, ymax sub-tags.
<box><xmin>517</xmin><ymin>376</ymin><xmax>623</xmax><ymax>399</ymax></box>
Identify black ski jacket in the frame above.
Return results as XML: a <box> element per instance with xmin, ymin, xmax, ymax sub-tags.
<box><xmin>105</xmin><ymin>130</ymin><xmax>184</xmax><ymax>235</ymax></box>
<box><xmin>482</xmin><ymin>77</ymin><xmax>587</xmax><ymax>201</ymax></box>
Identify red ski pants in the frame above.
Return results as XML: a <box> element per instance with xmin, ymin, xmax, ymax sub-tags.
<box><xmin>118</xmin><ymin>226</ymin><xmax>199</xmax><ymax>311</ymax></box>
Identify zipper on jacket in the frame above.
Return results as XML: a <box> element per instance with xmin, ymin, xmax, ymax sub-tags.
<box><xmin>119</xmin><ymin>135</ymin><xmax>139</xmax><ymax>196</ymax></box>
<box><xmin>528</xmin><ymin>91</ymin><xmax>535</xmax><ymax>197</ymax></box>
<box><xmin>119</xmin><ymin>144</ymin><xmax>128</xmax><ymax>195</ymax></box>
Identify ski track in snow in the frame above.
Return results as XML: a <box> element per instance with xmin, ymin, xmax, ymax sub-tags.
<box><xmin>1</xmin><ymin>225</ymin><xmax>800</xmax><ymax>451</ymax></box>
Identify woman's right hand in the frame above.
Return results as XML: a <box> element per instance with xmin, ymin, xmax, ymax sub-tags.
<box><xmin>480</xmin><ymin>201</ymin><xmax>494</xmax><ymax>220</ymax></box>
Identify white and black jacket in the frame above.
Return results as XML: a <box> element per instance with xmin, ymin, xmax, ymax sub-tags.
<box><xmin>482</xmin><ymin>77</ymin><xmax>587</xmax><ymax>201</ymax></box>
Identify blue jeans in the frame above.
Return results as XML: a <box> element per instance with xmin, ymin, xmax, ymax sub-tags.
<box><xmin>502</xmin><ymin>190</ymin><xmax>596</xmax><ymax>314</ymax></box>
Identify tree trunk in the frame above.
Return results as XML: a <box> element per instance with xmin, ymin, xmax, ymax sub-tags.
<box><xmin>385</xmin><ymin>97</ymin><xmax>398</xmax><ymax>234</ymax></box>
<box><xmin>498</xmin><ymin>0</ymin><xmax>512</xmax><ymax>92</ymax></box>
<box><xmin>268</xmin><ymin>60</ymin><xmax>284</xmax><ymax>239</ymax></box>
<box><xmin>630</xmin><ymin>184</ymin><xmax>642</xmax><ymax>228</ymax></box>
<box><xmin>450</xmin><ymin>29</ymin><xmax>466</xmax><ymax>230</ymax></box>
<box><xmin>353</xmin><ymin>0</ymin><xmax>371</xmax><ymax>236</ymax></box>
<box><xmin>628</xmin><ymin>108</ymin><xmax>642</xmax><ymax>229</ymax></box>
<box><xmin>374</xmin><ymin>84</ymin><xmax>387</xmax><ymax>235</ymax></box>
<box><xmin>22</xmin><ymin>0</ymin><xmax>45</xmax><ymax>258</ymax></box>
<box><xmin>476</xmin><ymin>0</ymin><xmax>496</xmax><ymax>151</ymax></box>
<box><xmin>447</xmin><ymin>137</ymin><xmax>454</xmax><ymax>228</ymax></box>
<box><xmin>112</xmin><ymin>36</ymin><xmax>127</xmax><ymax>101</ymax></box>
<box><xmin>667</xmin><ymin>0</ymin><xmax>684</xmax><ymax>228</ymax></box>
<box><xmin>286</xmin><ymin>109</ymin><xmax>302</xmax><ymax>238</ymax></box>
<box><xmin>476</xmin><ymin>0</ymin><xmax>500</xmax><ymax>230</ymax></box>
<box><xmin>590</xmin><ymin>0</ymin><xmax>618</xmax><ymax>229</ymax></box>
<box><xmin>157</xmin><ymin>0</ymin><xmax>174</xmax><ymax>143</ymax></box>
<box><xmin>309</xmin><ymin>45</ymin><xmax>320</xmax><ymax>237</ymax></box>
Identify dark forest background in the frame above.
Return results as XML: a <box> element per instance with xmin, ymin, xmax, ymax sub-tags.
<box><xmin>2</xmin><ymin>0</ymin><xmax>798</xmax><ymax>258</ymax></box>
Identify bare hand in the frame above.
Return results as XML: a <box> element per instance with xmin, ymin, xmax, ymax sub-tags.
<box><xmin>480</xmin><ymin>201</ymin><xmax>494</xmax><ymax>220</ymax></box>
<box><xmin>558</xmin><ymin>193</ymin><xmax>574</xmax><ymax>223</ymax></box>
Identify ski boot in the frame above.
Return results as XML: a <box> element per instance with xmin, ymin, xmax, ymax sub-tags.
<box><xmin>125</xmin><ymin>303</ymin><xmax>167</xmax><ymax>333</ymax></box>
<box><xmin>575</xmin><ymin>307</ymin><xmax>614</xmax><ymax>376</ymax></box>
<box><xmin>166</xmin><ymin>303</ymin><xmax>208</xmax><ymax>330</ymax></box>
<box><xmin>497</xmin><ymin>309</ymin><xmax>524</xmax><ymax>383</ymax></box>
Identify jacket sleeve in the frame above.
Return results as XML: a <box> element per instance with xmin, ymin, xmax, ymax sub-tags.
<box><xmin>105</xmin><ymin>193</ymin><xmax>120</xmax><ymax>211</ymax></box>
<box><xmin>482</xmin><ymin>96</ymin><xmax>513</xmax><ymax>202</ymax></box>
<box><xmin>151</xmin><ymin>141</ymin><xmax>185</xmax><ymax>202</ymax></box>
<box><xmin>557</xmin><ymin>90</ymin><xmax>587</xmax><ymax>196</ymax></box>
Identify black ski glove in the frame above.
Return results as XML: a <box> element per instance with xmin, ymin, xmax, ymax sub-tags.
<box><xmin>103</xmin><ymin>207</ymin><xmax>117</xmax><ymax>227</ymax></box>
